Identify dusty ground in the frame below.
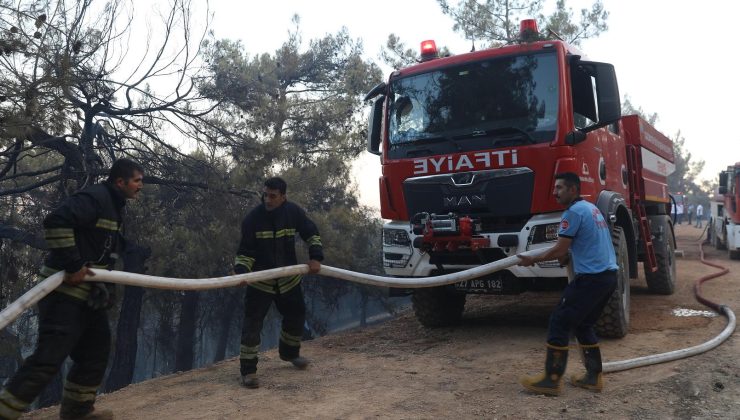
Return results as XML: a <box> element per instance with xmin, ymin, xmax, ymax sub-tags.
<box><xmin>25</xmin><ymin>224</ymin><xmax>740</xmax><ymax>419</ymax></box>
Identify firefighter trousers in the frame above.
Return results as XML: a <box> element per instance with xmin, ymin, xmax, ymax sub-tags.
<box><xmin>0</xmin><ymin>292</ymin><xmax>111</xmax><ymax>420</ymax></box>
<box><xmin>547</xmin><ymin>270</ymin><xmax>617</xmax><ymax>347</ymax></box>
<box><xmin>239</xmin><ymin>284</ymin><xmax>305</xmax><ymax>375</ymax></box>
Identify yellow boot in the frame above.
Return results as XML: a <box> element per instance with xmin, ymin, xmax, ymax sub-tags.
<box><xmin>520</xmin><ymin>344</ymin><xmax>569</xmax><ymax>396</ymax></box>
<box><xmin>571</xmin><ymin>344</ymin><xmax>603</xmax><ymax>392</ymax></box>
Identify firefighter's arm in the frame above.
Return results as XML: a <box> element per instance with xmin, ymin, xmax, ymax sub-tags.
<box><xmin>517</xmin><ymin>236</ymin><xmax>572</xmax><ymax>267</ymax></box>
<box><xmin>43</xmin><ymin>192</ymin><xmax>100</xmax><ymax>274</ymax></box>
<box><xmin>234</xmin><ymin>215</ymin><xmax>256</xmax><ymax>274</ymax></box>
<box><xmin>297</xmin><ymin>207</ymin><xmax>324</xmax><ymax>263</ymax></box>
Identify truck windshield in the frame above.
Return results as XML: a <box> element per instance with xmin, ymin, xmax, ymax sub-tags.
<box><xmin>387</xmin><ymin>52</ymin><xmax>558</xmax><ymax>158</ymax></box>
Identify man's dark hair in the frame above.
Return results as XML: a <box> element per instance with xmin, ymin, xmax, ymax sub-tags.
<box><xmin>264</xmin><ymin>177</ymin><xmax>287</xmax><ymax>194</ymax></box>
<box><xmin>107</xmin><ymin>158</ymin><xmax>143</xmax><ymax>183</ymax></box>
<box><xmin>555</xmin><ymin>172</ymin><xmax>581</xmax><ymax>193</ymax></box>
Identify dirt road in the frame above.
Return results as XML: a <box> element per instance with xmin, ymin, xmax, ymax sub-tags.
<box><xmin>24</xmin><ymin>224</ymin><xmax>740</xmax><ymax>419</ymax></box>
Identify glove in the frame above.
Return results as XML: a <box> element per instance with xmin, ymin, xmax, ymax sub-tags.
<box><xmin>87</xmin><ymin>282</ymin><xmax>115</xmax><ymax>310</ymax></box>
<box><xmin>234</xmin><ymin>265</ymin><xmax>248</xmax><ymax>275</ymax></box>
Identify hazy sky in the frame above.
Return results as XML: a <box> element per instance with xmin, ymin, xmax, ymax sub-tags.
<box><xmin>207</xmin><ymin>0</ymin><xmax>739</xmax><ymax>209</ymax></box>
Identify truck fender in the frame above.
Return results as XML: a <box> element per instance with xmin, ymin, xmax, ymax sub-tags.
<box><xmin>596</xmin><ymin>190</ymin><xmax>638</xmax><ymax>278</ymax></box>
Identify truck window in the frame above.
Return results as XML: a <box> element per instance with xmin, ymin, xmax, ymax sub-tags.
<box><xmin>571</xmin><ymin>64</ymin><xmax>597</xmax><ymax>130</ymax></box>
<box><xmin>386</xmin><ymin>51</ymin><xmax>559</xmax><ymax>159</ymax></box>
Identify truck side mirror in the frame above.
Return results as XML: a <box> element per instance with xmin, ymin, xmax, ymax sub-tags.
<box><xmin>367</xmin><ymin>96</ymin><xmax>384</xmax><ymax>155</ymax></box>
<box><xmin>574</xmin><ymin>60</ymin><xmax>621</xmax><ymax>132</ymax></box>
<box><xmin>592</xmin><ymin>62</ymin><xmax>621</xmax><ymax>125</ymax></box>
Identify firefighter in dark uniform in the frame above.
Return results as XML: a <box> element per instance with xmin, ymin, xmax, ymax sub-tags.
<box><xmin>234</xmin><ymin>177</ymin><xmax>323</xmax><ymax>389</ymax></box>
<box><xmin>517</xmin><ymin>172</ymin><xmax>618</xmax><ymax>396</ymax></box>
<box><xmin>0</xmin><ymin>159</ymin><xmax>144</xmax><ymax>420</ymax></box>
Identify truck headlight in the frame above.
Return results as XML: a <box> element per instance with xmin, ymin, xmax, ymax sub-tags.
<box><xmin>529</xmin><ymin>223</ymin><xmax>560</xmax><ymax>244</ymax></box>
<box><xmin>383</xmin><ymin>228</ymin><xmax>411</xmax><ymax>246</ymax></box>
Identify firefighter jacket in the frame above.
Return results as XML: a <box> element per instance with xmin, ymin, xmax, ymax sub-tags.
<box><xmin>40</xmin><ymin>181</ymin><xmax>126</xmax><ymax>301</ymax></box>
<box><xmin>234</xmin><ymin>201</ymin><xmax>323</xmax><ymax>294</ymax></box>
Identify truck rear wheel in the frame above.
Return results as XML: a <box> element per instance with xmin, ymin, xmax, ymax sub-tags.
<box><xmin>595</xmin><ymin>226</ymin><xmax>630</xmax><ymax>338</ymax></box>
<box><xmin>710</xmin><ymin>221</ymin><xmax>722</xmax><ymax>249</ymax></box>
<box><xmin>412</xmin><ymin>286</ymin><xmax>466</xmax><ymax>328</ymax></box>
<box><xmin>645</xmin><ymin>215</ymin><xmax>677</xmax><ymax>295</ymax></box>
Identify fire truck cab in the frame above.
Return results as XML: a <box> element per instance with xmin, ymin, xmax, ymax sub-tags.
<box><xmin>365</xmin><ymin>20</ymin><xmax>676</xmax><ymax>337</ymax></box>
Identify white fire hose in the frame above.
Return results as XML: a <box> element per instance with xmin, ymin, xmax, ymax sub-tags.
<box><xmin>0</xmin><ymin>246</ymin><xmax>734</xmax><ymax>374</ymax></box>
<box><xmin>0</xmin><ymin>249</ymin><xmax>545</xmax><ymax>330</ymax></box>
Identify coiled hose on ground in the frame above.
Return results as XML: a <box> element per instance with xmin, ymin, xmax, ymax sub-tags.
<box><xmin>603</xmin><ymin>226</ymin><xmax>736</xmax><ymax>372</ymax></box>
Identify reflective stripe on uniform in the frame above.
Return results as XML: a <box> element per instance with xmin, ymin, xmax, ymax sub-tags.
<box><xmin>0</xmin><ymin>388</ymin><xmax>30</xmax><ymax>419</ymax></box>
<box><xmin>240</xmin><ymin>344</ymin><xmax>259</xmax><ymax>360</ymax></box>
<box><xmin>277</xmin><ymin>275</ymin><xmax>301</xmax><ymax>294</ymax></box>
<box><xmin>45</xmin><ymin>227</ymin><xmax>74</xmax><ymax>237</ymax></box>
<box><xmin>235</xmin><ymin>255</ymin><xmax>255</xmax><ymax>271</ymax></box>
<box><xmin>248</xmin><ymin>280</ymin><xmax>276</xmax><ymax>293</ymax></box>
<box><xmin>95</xmin><ymin>218</ymin><xmax>119</xmax><ymax>231</ymax></box>
<box><xmin>40</xmin><ymin>264</ymin><xmax>107</xmax><ymax>301</ymax></box>
<box><xmin>45</xmin><ymin>228</ymin><xmax>75</xmax><ymax>249</ymax></box>
<box><xmin>280</xmin><ymin>330</ymin><xmax>301</xmax><ymax>347</ymax></box>
<box><xmin>255</xmin><ymin>231</ymin><xmax>274</xmax><ymax>239</ymax></box>
<box><xmin>249</xmin><ymin>275</ymin><xmax>301</xmax><ymax>294</ymax></box>
<box><xmin>62</xmin><ymin>381</ymin><xmax>98</xmax><ymax>402</ymax></box>
<box><xmin>275</xmin><ymin>229</ymin><xmax>296</xmax><ymax>238</ymax></box>
<box><xmin>307</xmin><ymin>235</ymin><xmax>322</xmax><ymax>246</ymax></box>
<box><xmin>45</xmin><ymin>238</ymin><xmax>76</xmax><ymax>248</ymax></box>
<box><xmin>55</xmin><ymin>283</ymin><xmax>93</xmax><ymax>301</ymax></box>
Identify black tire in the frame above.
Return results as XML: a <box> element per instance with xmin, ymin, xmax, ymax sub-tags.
<box><xmin>412</xmin><ymin>286</ymin><xmax>466</xmax><ymax>328</ymax></box>
<box><xmin>729</xmin><ymin>249</ymin><xmax>740</xmax><ymax>260</ymax></box>
<box><xmin>710</xmin><ymin>221</ymin><xmax>719</xmax><ymax>248</ymax></box>
<box><xmin>715</xmin><ymin>222</ymin><xmax>727</xmax><ymax>250</ymax></box>
<box><xmin>645</xmin><ymin>216</ymin><xmax>677</xmax><ymax>295</ymax></box>
<box><xmin>595</xmin><ymin>226</ymin><xmax>630</xmax><ymax>338</ymax></box>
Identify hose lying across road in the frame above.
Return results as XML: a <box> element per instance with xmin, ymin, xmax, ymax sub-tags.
<box><xmin>0</xmin><ymin>241</ymin><xmax>735</xmax><ymax>373</ymax></box>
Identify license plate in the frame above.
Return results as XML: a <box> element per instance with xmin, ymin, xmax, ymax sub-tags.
<box><xmin>454</xmin><ymin>278</ymin><xmax>503</xmax><ymax>293</ymax></box>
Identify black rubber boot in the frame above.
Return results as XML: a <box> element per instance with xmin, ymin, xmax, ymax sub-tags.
<box><xmin>241</xmin><ymin>373</ymin><xmax>260</xmax><ymax>389</ymax></box>
<box><xmin>571</xmin><ymin>344</ymin><xmax>603</xmax><ymax>392</ymax></box>
<box><xmin>280</xmin><ymin>355</ymin><xmax>310</xmax><ymax>370</ymax></box>
<box><xmin>59</xmin><ymin>398</ymin><xmax>93</xmax><ymax>419</ymax></box>
<box><xmin>520</xmin><ymin>344</ymin><xmax>569</xmax><ymax>396</ymax></box>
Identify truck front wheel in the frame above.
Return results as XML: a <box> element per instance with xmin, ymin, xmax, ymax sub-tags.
<box><xmin>645</xmin><ymin>215</ymin><xmax>677</xmax><ymax>295</ymax></box>
<box><xmin>412</xmin><ymin>286</ymin><xmax>466</xmax><ymax>328</ymax></box>
<box><xmin>595</xmin><ymin>226</ymin><xmax>630</xmax><ymax>338</ymax></box>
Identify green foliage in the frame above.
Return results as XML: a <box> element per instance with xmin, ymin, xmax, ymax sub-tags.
<box><xmin>381</xmin><ymin>0</ymin><xmax>608</xmax><ymax>70</ymax></box>
<box><xmin>436</xmin><ymin>0</ymin><xmax>608</xmax><ymax>48</ymax></box>
<box><xmin>2</xmin><ymin>5</ymin><xmax>390</xmax><ymax>386</ymax></box>
<box><xmin>200</xmin><ymin>23</ymin><xmax>383</xmax><ymax>170</ymax></box>
<box><xmin>668</xmin><ymin>131</ymin><xmax>712</xmax><ymax>208</ymax></box>
<box><xmin>622</xmin><ymin>96</ymin><xmax>658</xmax><ymax>125</ymax></box>
<box><xmin>542</xmin><ymin>0</ymin><xmax>608</xmax><ymax>46</ymax></box>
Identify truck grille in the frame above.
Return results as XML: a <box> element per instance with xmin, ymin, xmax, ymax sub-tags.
<box><xmin>403</xmin><ymin>168</ymin><xmax>534</xmax><ymax>223</ymax></box>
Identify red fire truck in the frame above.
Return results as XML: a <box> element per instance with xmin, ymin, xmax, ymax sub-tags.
<box><xmin>710</xmin><ymin>163</ymin><xmax>740</xmax><ymax>259</ymax></box>
<box><xmin>364</xmin><ymin>20</ymin><xmax>677</xmax><ymax>337</ymax></box>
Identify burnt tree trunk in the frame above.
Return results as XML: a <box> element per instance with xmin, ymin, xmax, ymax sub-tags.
<box><xmin>104</xmin><ymin>245</ymin><xmax>151</xmax><ymax>392</ymax></box>
<box><xmin>213</xmin><ymin>292</ymin><xmax>240</xmax><ymax>362</ymax></box>
<box><xmin>174</xmin><ymin>291</ymin><xmax>199</xmax><ymax>372</ymax></box>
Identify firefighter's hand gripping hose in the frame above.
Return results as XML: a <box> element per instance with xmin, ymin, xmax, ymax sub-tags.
<box><xmin>602</xmin><ymin>233</ymin><xmax>736</xmax><ymax>373</ymax></box>
<box><xmin>0</xmin><ymin>249</ymin><xmax>548</xmax><ymax>331</ymax></box>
